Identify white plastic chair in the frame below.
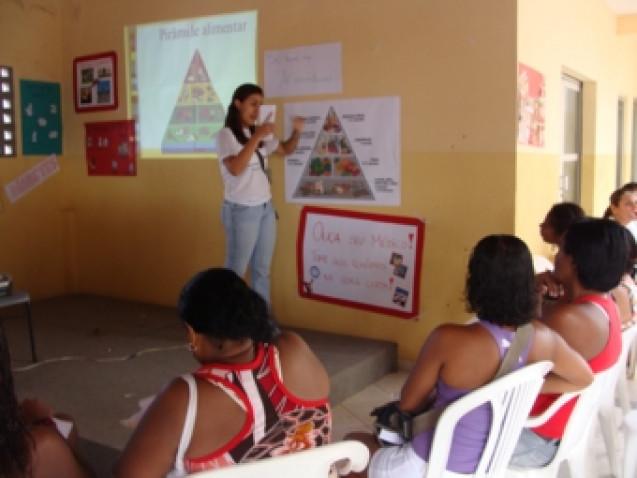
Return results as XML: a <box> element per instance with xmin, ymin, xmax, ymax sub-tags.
<box><xmin>597</xmin><ymin>324</ymin><xmax>637</xmax><ymax>477</ymax></box>
<box><xmin>424</xmin><ymin>360</ymin><xmax>553</xmax><ymax>478</ymax></box>
<box><xmin>185</xmin><ymin>440</ymin><xmax>369</xmax><ymax>478</ymax></box>
<box><xmin>623</xmin><ymin>410</ymin><xmax>637</xmax><ymax>478</ymax></box>
<box><xmin>508</xmin><ymin>367</ymin><xmax>614</xmax><ymax>478</ymax></box>
<box><xmin>617</xmin><ymin>324</ymin><xmax>637</xmax><ymax>414</ymax></box>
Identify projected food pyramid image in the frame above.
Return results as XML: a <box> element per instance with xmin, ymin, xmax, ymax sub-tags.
<box><xmin>293</xmin><ymin>107</ymin><xmax>374</xmax><ymax>200</ymax></box>
<box><xmin>161</xmin><ymin>50</ymin><xmax>225</xmax><ymax>153</ymax></box>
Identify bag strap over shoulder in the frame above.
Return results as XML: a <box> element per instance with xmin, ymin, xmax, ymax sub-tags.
<box><xmin>409</xmin><ymin>322</ymin><xmax>534</xmax><ymax>437</ymax></box>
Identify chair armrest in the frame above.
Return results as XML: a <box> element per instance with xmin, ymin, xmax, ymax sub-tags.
<box><xmin>524</xmin><ymin>392</ymin><xmax>578</xmax><ymax>428</ymax></box>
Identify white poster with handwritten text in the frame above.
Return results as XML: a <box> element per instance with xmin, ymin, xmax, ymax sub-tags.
<box><xmin>264</xmin><ymin>43</ymin><xmax>342</xmax><ymax>98</ymax></box>
<box><xmin>285</xmin><ymin>97</ymin><xmax>400</xmax><ymax>205</ymax></box>
<box><xmin>297</xmin><ymin>207</ymin><xmax>424</xmax><ymax>318</ymax></box>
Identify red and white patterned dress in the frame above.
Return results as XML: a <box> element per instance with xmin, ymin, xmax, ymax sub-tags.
<box><xmin>169</xmin><ymin>343</ymin><xmax>331</xmax><ymax>476</ymax></box>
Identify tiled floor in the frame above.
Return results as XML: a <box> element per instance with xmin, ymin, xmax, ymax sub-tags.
<box><xmin>332</xmin><ymin>371</ymin><xmax>637</xmax><ymax>478</ymax></box>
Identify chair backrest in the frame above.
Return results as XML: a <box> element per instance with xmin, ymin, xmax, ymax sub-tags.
<box><xmin>621</xmin><ymin>324</ymin><xmax>637</xmax><ymax>369</ymax></box>
<box><xmin>549</xmin><ymin>367</ymin><xmax>612</xmax><ymax>464</ymax></box>
<box><xmin>425</xmin><ymin>361</ymin><xmax>553</xmax><ymax>477</ymax></box>
<box><xmin>600</xmin><ymin>324</ymin><xmax>637</xmax><ymax>410</ymax></box>
<box><xmin>185</xmin><ymin>440</ymin><xmax>369</xmax><ymax>478</ymax></box>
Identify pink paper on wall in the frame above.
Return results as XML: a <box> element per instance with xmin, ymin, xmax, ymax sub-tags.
<box><xmin>4</xmin><ymin>154</ymin><xmax>59</xmax><ymax>203</ymax></box>
<box><xmin>517</xmin><ymin>63</ymin><xmax>545</xmax><ymax>147</ymax></box>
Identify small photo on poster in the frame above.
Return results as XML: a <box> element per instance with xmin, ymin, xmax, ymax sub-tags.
<box><xmin>392</xmin><ymin>287</ymin><xmax>409</xmax><ymax>307</ymax></box>
<box><xmin>80</xmin><ymin>87</ymin><xmax>93</xmax><ymax>104</ymax></box>
<box><xmin>390</xmin><ymin>252</ymin><xmax>403</xmax><ymax>267</ymax></box>
<box><xmin>98</xmin><ymin>66</ymin><xmax>112</xmax><ymax>78</ymax></box>
<box><xmin>81</xmin><ymin>68</ymin><xmax>94</xmax><ymax>84</ymax></box>
<box><xmin>97</xmin><ymin>80</ymin><xmax>111</xmax><ymax>103</ymax></box>
<box><xmin>393</xmin><ymin>264</ymin><xmax>407</xmax><ymax>279</ymax></box>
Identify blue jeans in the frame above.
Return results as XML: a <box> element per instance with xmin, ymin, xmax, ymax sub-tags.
<box><xmin>222</xmin><ymin>200</ymin><xmax>276</xmax><ymax>303</ymax></box>
<box><xmin>510</xmin><ymin>428</ymin><xmax>559</xmax><ymax>468</ymax></box>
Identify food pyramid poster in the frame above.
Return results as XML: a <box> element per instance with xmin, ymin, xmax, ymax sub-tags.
<box><xmin>161</xmin><ymin>50</ymin><xmax>225</xmax><ymax>153</ymax></box>
<box><xmin>293</xmin><ymin>107</ymin><xmax>373</xmax><ymax>200</ymax></box>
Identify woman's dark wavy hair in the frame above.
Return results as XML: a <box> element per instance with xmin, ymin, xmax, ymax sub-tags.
<box><xmin>224</xmin><ymin>83</ymin><xmax>263</xmax><ymax>146</ymax></box>
<box><xmin>178</xmin><ymin>268</ymin><xmax>275</xmax><ymax>343</ymax></box>
<box><xmin>0</xmin><ymin>329</ymin><xmax>31</xmax><ymax>477</ymax></box>
<box><xmin>545</xmin><ymin>202</ymin><xmax>585</xmax><ymax>237</ymax></box>
<box><xmin>562</xmin><ymin>219</ymin><xmax>628</xmax><ymax>292</ymax></box>
<box><xmin>466</xmin><ymin>235</ymin><xmax>537</xmax><ymax>326</ymax></box>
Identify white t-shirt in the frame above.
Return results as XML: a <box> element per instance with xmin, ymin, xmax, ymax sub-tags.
<box><xmin>217</xmin><ymin>127</ymin><xmax>280</xmax><ymax>206</ymax></box>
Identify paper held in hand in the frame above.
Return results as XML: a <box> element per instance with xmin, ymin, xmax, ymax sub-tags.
<box><xmin>259</xmin><ymin>104</ymin><xmax>276</xmax><ymax>141</ymax></box>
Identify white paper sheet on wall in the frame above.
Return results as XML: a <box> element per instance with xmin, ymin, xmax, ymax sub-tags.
<box><xmin>264</xmin><ymin>43</ymin><xmax>342</xmax><ymax>98</ymax></box>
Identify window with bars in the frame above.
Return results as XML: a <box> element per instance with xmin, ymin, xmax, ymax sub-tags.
<box><xmin>0</xmin><ymin>66</ymin><xmax>16</xmax><ymax>157</ymax></box>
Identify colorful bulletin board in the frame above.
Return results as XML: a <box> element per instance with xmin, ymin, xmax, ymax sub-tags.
<box><xmin>517</xmin><ymin>63</ymin><xmax>545</xmax><ymax>147</ymax></box>
<box><xmin>73</xmin><ymin>51</ymin><xmax>118</xmax><ymax>113</ymax></box>
<box><xmin>297</xmin><ymin>206</ymin><xmax>424</xmax><ymax>318</ymax></box>
<box><xmin>20</xmin><ymin>80</ymin><xmax>62</xmax><ymax>155</ymax></box>
<box><xmin>85</xmin><ymin>120</ymin><xmax>136</xmax><ymax>176</ymax></box>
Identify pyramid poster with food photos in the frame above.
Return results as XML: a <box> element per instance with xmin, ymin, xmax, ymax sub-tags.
<box><xmin>292</xmin><ymin>107</ymin><xmax>374</xmax><ymax>201</ymax></box>
<box><xmin>285</xmin><ymin>97</ymin><xmax>400</xmax><ymax>205</ymax></box>
<box><xmin>160</xmin><ymin>50</ymin><xmax>226</xmax><ymax>153</ymax></box>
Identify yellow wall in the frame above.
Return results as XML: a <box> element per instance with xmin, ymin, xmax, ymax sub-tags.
<box><xmin>45</xmin><ymin>0</ymin><xmax>516</xmax><ymax>360</ymax></box>
<box><xmin>516</xmin><ymin>0</ymin><xmax>637</xmax><ymax>255</ymax></box>
<box><xmin>0</xmin><ymin>0</ymin><xmax>72</xmax><ymax>298</ymax></box>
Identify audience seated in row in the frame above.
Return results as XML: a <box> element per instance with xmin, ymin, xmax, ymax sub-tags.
<box><xmin>10</xmin><ymin>207</ymin><xmax>635</xmax><ymax>477</ymax></box>
<box><xmin>344</xmin><ymin>234</ymin><xmax>594</xmax><ymax>478</ymax></box>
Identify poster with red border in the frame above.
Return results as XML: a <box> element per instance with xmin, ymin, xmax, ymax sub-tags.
<box><xmin>73</xmin><ymin>51</ymin><xmax>118</xmax><ymax>113</ymax></box>
<box><xmin>297</xmin><ymin>206</ymin><xmax>424</xmax><ymax>318</ymax></box>
<box><xmin>85</xmin><ymin>120</ymin><xmax>136</xmax><ymax>176</ymax></box>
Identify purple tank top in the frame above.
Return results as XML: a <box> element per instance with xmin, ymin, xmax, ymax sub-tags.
<box><xmin>411</xmin><ymin>320</ymin><xmax>532</xmax><ymax>473</ymax></box>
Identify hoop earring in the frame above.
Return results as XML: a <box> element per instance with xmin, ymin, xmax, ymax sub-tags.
<box><xmin>188</xmin><ymin>342</ymin><xmax>197</xmax><ymax>352</ymax></box>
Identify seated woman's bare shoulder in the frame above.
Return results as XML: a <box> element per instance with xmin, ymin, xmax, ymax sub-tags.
<box><xmin>274</xmin><ymin>331</ymin><xmax>329</xmax><ymax>401</ymax></box>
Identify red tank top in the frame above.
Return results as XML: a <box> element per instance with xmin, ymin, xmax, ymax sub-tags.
<box><xmin>184</xmin><ymin>343</ymin><xmax>331</xmax><ymax>473</ymax></box>
<box><xmin>531</xmin><ymin>294</ymin><xmax>622</xmax><ymax>439</ymax></box>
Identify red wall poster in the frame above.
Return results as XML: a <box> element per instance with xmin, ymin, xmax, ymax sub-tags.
<box><xmin>517</xmin><ymin>63</ymin><xmax>545</xmax><ymax>148</ymax></box>
<box><xmin>85</xmin><ymin>120</ymin><xmax>136</xmax><ymax>176</ymax></box>
<box><xmin>297</xmin><ymin>206</ymin><xmax>425</xmax><ymax>319</ymax></box>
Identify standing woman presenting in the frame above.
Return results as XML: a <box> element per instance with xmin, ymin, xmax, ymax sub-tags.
<box><xmin>217</xmin><ymin>83</ymin><xmax>303</xmax><ymax>304</ymax></box>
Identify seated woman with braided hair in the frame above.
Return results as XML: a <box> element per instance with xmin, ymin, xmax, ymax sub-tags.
<box><xmin>0</xmin><ymin>329</ymin><xmax>92</xmax><ymax>478</ymax></box>
<box><xmin>116</xmin><ymin>268</ymin><xmax>331</xmax><ymax>478</ymax></box>
<box><xmin>345</xmin><ymin>235</ymin><xmax>592</xmax><ymax>478</ymax></box>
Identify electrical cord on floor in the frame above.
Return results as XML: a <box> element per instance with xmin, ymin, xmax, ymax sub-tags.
<box><xmin>12</xmin><ymin>344</ymin><xmax>188</xmax><ymax>372</ymax></box>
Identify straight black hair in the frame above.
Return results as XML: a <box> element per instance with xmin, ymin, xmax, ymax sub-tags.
<box><xmin>562</xmin><ymin>219</ymin><xmax>628</xmax><ymax>292</ymax></box>
<box><xmin>466</xmin><ymin>235</ymin><xmax>537</xmax><ymax>326</ymax></box>
<box><xmin>178</xmin><ymin>268</ymin><xmax>275</xmax><ymax>343</ymax></box>
<box><xmin>545</xmin><ymin>202</ymin><xmax>585</xmax><ymax>237</ymax></box>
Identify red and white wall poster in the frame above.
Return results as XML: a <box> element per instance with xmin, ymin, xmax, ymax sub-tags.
<box><xmin>517</xmin><ymin>63</ymin><xmax>545</xmax><ymax>148</ymax></box>
<box><xmin>297</xmin><ymin>206</ymin><xmax>424</xmax><ymax>319</ymax></box>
